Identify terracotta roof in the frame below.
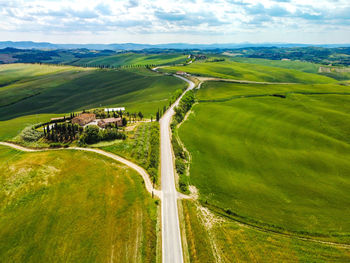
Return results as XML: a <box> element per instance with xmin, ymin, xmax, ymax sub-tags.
<box><xmin>100</xmin><ymin>117</ymin><xmax>122</xmax><ymax>123</ymax></box>
<box><xmin>76</xmin><ymin>113</ymin><xmax>95</xmax><ymax>120</ymax></box>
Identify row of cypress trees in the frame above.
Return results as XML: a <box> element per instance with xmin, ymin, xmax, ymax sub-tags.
<box><xmin>44</xmin><ymin>122</ymin><xmax>83</xmax><ymax>142</ymax></box>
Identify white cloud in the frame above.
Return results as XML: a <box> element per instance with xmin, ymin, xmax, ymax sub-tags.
<box><xmin>0</xmin><ymin>0</ymin><xmax>349</xmax><ymax>44</ymax></box>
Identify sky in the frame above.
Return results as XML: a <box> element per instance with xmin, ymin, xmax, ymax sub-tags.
<box><xmin>0</xmin><ymin>0</ymin><xmax>349</xmax><ymax>44</ymax></box>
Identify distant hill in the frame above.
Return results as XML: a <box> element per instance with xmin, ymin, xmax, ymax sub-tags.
<box><xmin>1</xmin><ymin>41</ymin><xmax>349</xmax><ymax>51</ymax></box>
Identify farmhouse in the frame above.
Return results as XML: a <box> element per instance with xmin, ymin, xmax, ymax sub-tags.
<box><xmin>98</xmin><ymin>117</ymin><xmax>122</xmax><ymax>128</ymax></box>
<box><xmin>72</xmin><ymin>113</ymin><xmax>96</xmax><ymax>126</ymax></box>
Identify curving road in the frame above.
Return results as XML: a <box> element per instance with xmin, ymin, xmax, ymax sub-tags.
<box><xmin>160</xmin><ymin>75</ymin><xmax>195</xmax><ymax>263</ymax></box>
<box><xmin>0</xmin><ymin>142</ymin><xmax>161</xmax><ymax>198</ymax></box>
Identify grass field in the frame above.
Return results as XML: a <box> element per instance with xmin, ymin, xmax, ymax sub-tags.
<box><xmin>229</xmin><ymin>57</ymin><xmax>350</xmax><ymax>81</ymax></box>
<box><xmin>0</xmin><ymin>64</ymin><xmax>186</xmax><ymax>121</ymax></box>
<box><xmin>181</xmin><ymin>200</ymin><xmax>350</xmax><ymax>263</ymax></box>
<box><xmin>72</xmin><ymin>53</ymin><xmax>187</xmax><ymax>67</ymax></box>
<box><xmin>179</xmin><ymin>81</ymin><xmax>350</xmax><ymax>242</ymax></box>
<box><xmin>0</xmin><ymin>63</ymin><xmax>91</xmax><ymax>87</ymax></box>
<box><xmin>0</xmin><ymin>114</ymin><xmax>63</xmax><ymax>141</ymax></box>
<box><xmin>197</xmin><ymin>81</ymin><xmax>350</xmax><ymax>101</ymax></box>
<box><xmin>162</xmin><ymin>60</ymin><xmax>337</xmax><ymax>84</ymax></box>
<box><xmin>0</xmin><ymin>64</ymin><xmax>92</xmax><ymax>108</ymax></box>
<box><xmin>99</xmin><ymin>122</ymin><xmax>160</xmax><ymax>185</ymax></box>
<box><xmin>228</xmin><ymin>57</ymin><xmax>321</xmax><ymax>74</ymax></box>
<box><xmin>0</xmin><ymin>145</ymin><xmax>158</xmax><ymax>262</ymax></box>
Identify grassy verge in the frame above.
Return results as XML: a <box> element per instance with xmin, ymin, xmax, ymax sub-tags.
<box><xmin>182</xmin><ymin>200</ymin><xmax>350</xmax><ymax>263</ymax></box>
<box><xmin>0</xmin><ymin>146</ymin><xmax>158</xmax><ymax>262</ymax></box>
<box><xmin>170</xmin><ymin>90</ymin><xmax>195</xmax><ymax>193</ymax></box>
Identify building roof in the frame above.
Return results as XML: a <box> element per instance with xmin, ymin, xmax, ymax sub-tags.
<box><xmin>73</xmin><ymin>113</ymin><xmax>95</xmax><ymax>120</ymax></box>
<box><xmin>104</xmin><ymin>107</ymin><xmax>125</xmax><ymax>112</ymax></box>
<box><xmin>99</xmin><ymin>117</ymin><xmax>122</xmax><ymax>123</ymax></box>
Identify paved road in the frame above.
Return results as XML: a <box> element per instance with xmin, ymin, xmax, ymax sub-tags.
<box><xmin>160</xmin><ymin>75</ymin><xmax>195</xmax><ymax>263</ymax></box>
<box><xmin>0</xmin><ymin>142</ymin><xmax>161</xmax><ymax>198</ymax></box>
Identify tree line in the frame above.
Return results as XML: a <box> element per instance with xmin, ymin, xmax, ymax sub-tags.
<box><xmin>173</xmin><ymin>90</ymin><xmax>195</xmax><ymax>125</ymax></box>
<box><xmin>44</xmin><ymin>122</ymin><xmax>82</xmax><ymax>142</ymax></box>
<box><xmin>171</xmin><ymin>90</ymin><xmax>195</xmax><ymax>193</ymax></box>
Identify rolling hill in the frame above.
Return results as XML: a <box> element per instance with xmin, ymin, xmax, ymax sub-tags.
<box><xmin>179</xmin><ymin>81</ymin><xmax>350</xmax><ymax>243</ymax></box>
<box><xmin>0</xmin><ymin>64</ymin><xmax>186</xmax><ymax>121</ymax></box>
<box><xmin>71</xmin><ymin>53</ymin><xmax>187</xmax><ymax>67</ymax></box>
<box><xmin>162</xmin><ymin>60</ymin><xmax>337</xmax><ymax>84</ymax></box>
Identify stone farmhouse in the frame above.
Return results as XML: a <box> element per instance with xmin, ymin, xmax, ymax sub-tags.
<box><xmin>98</xmin><ymin>117</ymin><xmax>122</xmax><ymax>128</ymax></box>
<box><xmin>71</xmin><ymin>113</ymin><xmax>123</xmax><ymax>129</ymax></box>
<box><xmin>72</xmin><ymin>113</ymin><xmax>96</xmax><ymax>126</ymax></box>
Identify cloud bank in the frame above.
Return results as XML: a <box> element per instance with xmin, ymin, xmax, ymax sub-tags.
<box><xmin>0</xmin><ymin>0</ymin><xmax>349</xmax><ymax>44</ymax></box>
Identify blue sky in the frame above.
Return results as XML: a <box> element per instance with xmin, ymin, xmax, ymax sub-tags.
<box><xmin>0</xmin><ymin>0</ymin><xmax>349</xmax><ymax>44</ymax></box>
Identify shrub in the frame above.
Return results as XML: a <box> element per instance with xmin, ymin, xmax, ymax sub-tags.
<box><xmin>175</xmin><ymin>158</ymin><xmax>186</xmax><ymax>175</ymax></box>
<box><xmin>179</xmin><ymin>174</ymin><xmax>189</xmax><ymax>193</ymax></box>
<box><xmin>49</xmin><ymin>142</ymin><xmax>63</xmax><ymax>148</ymax></box>
<box><xmin>99</xmin><ymin>129</ymin><xmax>126</xmax><ymax>141</ymax></box>
<box><xmin>172</xmin><ymin>135</ymin><xmax>185</xmax><ymax>159</ymax></box>
<box><xmin>20</xmin><ymin>126</ymin><xmax>43</xmax><ymax>142</ymax></box>
<box><xmin>173</xmin><ymin>90</ymin><xmax>195</xmax><ymax>125</ymax></box>
<box><xmin>143</xmin><ymin>122</ymin><xmax>160</xmax><ymax>183</ymax></box>
<box><xmin>148</xmin><ymin>168</ymin><xmax>158</xmax><ymax>184</ymax></box>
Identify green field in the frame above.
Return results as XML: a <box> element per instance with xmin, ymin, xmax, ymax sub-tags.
<box><xmin>162</xmin><ymin>60</ymin><xmax>337</xmax><ymax>83</ymax></box>
<box><xmin>72</xmin><ymin>53</ymin><xmax>187</xmax><ymax>67</ymax></box>
<box><xmin>0</xmin><ymin>114</ymin><xmax>63</xmax><ymax>141</ymax></box>
<box><xmin>181</xmin><ymin>200</ymin><xmax>350</xmax><ymax>263</ymax></box>
<box><xmin>197</xmin><ymin>81</ymin><xmax>350</xmax><ymax>101</ymax></box>
<box><xmin>0</xmin><ymin>64</ymin><xmax>186</xmax><ymax>121</ymax></box>
<box><xmin>228</xmin><ymin>57</ymin><xmax>321</xmax><ymax>73</ymax></box>
<box><xmin>0</xmin><ymin>146</ymin><xmax>158</xmax><ymax>262</ymax></box>
<box><xmin>99</xmin><ymin>122</ymin><xmax>160</xmax><ymax>185</ymax></box>
<box><xmin>0</xmin><ymin>63</ymin><xmax>91</xmax><ymax>87</ymax></box>
<box><xmin>179</xmin><ymin>81</ymin><xmax>350</xmax><ymax>242</ymax></box>
<box><xmin>228</xmin><ymin>57</ymin><xmax>350</xmax><ymax>81</ymax></box>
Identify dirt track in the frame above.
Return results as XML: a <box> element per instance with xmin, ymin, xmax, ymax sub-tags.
<box><xmin>0</xmin><ymin>141</ymin><xmax>161</xmax><ymax>198</ymax></box>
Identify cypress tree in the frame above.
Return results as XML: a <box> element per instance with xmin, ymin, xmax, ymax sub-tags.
<box><xmin>156</xmin><ymin>109</ymin><xmax>160</xmax><ymax>121</ymax></box>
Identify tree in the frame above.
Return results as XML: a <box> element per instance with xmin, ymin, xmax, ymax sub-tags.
<box><xmin>138</xmin><ymin>111</ymin><xmax>143</xmax><ymax>120</ymax></box>
<box><xmin>156</xmin><ymin>109</ymin><xmax>160</xmax><ymax>122</ymax></box>
<box><xmin>81</xmin><ymin>125</ymin><xmax>100</xmax><ymax>144</ymax></box>
<box><xmin>122</xmin><ymin>117</ymin><xmax>127</xmax><ymax>126</ymax></box>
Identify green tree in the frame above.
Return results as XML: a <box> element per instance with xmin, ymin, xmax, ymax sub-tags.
<box><xmin>81</xmin><ymin>125</ymin><xmax>100</xmax><ymax>144</ymax></box>
<box><xmin>156</xmin><ymin>109</ymin><xmax>160</xmax><ymax>122</ymax></box>
<box><xmin>122</xmin><ymin>117</ymin><xmax>127</xmax><ymax>126</ymax></box>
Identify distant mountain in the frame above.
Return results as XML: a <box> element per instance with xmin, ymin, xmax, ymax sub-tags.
<box><xmin>0</xmin><ymin>41</ymin><xmax>349</xmax><ymax>51</ymax></box>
